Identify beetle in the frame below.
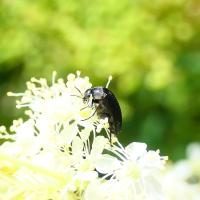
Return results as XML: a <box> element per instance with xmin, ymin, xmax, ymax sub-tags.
<box><xmin>82</xmin><ymin>86</ymin><xmax>122</xmax><ymax>141</ymax></box>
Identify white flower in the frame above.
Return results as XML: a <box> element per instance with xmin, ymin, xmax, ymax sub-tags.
<box><xmin>163</xmin><ymin>143</ymin><xmax>200</xmax><ymax>200</ymax></box>
<box><xmin>87</xmin><ymin>142</ymin><xmax>167</xmax><ymax>200</ymax></box>
<box><xmin>0</xmin><ymin>71</ymin><xmax>167</xmax><ymax>199</ymax></box>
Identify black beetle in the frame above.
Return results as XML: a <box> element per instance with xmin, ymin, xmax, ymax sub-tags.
<box><xmin>82</xmin><ymin>86</ymin><xmax>122</xmax><ymax>141</ymax></box>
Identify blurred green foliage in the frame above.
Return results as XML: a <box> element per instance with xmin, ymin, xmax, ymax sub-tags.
<box><xmin>0</xmin><ymin>0</ymin><xmax>200</xmax><ymax>160</ymax></box>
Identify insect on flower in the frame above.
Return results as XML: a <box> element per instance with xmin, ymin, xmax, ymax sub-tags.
<box><xmin>73</xmin><ymin>76</ymin><xmax>122</xmax><ymax>142</ymax></box>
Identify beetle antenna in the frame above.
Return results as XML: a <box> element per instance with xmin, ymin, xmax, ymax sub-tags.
<box><xmin>70</xmin><ymin>86</ymin><xmax>84</xmax><ymax>98</ymax></box>
<box><xmin>70</xmin><ymin>94</ymin><xmax>82</xmax><ymax>99</ymax></box>
<box><xmin>75</xmin><ymin>86</ymin><xmax>83</xmax><ymax>96</ymax></box>
<box><xmin>106</xmin><ymin>75</ymin><xmax>112</xmax><ymax>88</ymax></box>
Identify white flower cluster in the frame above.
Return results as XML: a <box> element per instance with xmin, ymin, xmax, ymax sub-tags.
<box><xmin>163</xmin><ymin>143</ymin><xmax>200</xmax><ymax>200</ymax></box>
<box><xmin>0</xmin><ymin>71</ymin><xmax>167</xmax><ymax>200</ymax></box>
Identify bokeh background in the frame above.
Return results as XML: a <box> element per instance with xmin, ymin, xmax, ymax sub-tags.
<box><xmin>0</xmin><ymin>0</ymin><xmax>200</xmax><ymax>160</ymax></box>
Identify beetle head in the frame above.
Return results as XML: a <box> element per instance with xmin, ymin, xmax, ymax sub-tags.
<box><xmin>83</xmin><ymin>88</ymin><xmax>92</xmax><ymax>104</ymax></box>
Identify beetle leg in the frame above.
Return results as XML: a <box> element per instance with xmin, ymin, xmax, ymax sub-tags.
<box><xmin>80</xmin><ymin>105</ymin><xmax>89</xmax><ymax>110</ymax></box>
<box><xmin>81</xmin><ymin>106</ymin><xmax>98</xmax><ymax>121</ymax></box>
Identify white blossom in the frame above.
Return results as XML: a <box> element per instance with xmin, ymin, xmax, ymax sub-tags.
<box><xmin>87</xmin><ymin>142</ymin><xmax>167</xmax><ymax>200</ymax></box>
<box><xmin>0</xmin><ymin>71</ymin><xmax>167</xmax><ymax>200</ymax></box>
<box><xmin>163</xmin><ymin>143</ymin><xmax>200</xmax><ymax>200</ymax></box>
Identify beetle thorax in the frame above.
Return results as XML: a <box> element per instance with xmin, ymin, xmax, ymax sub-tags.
<box><xmin>91</xmin><ymin>87</ymin><xmax>106</xmax><ymax>100</ymax></box>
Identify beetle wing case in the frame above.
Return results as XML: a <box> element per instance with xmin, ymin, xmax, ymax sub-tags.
<box><xmin>101</xmin><ymin>87</ymin><xmax>122</xmax><ymax>134</ymax></box>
